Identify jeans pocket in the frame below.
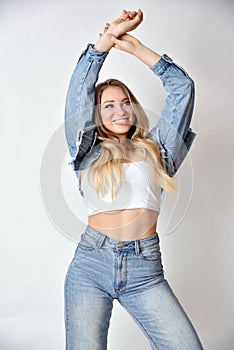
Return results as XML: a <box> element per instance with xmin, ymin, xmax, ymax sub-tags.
<box><xmin>78</xmin><ymin>234</ymin><xmax>96</xmax><ymax>251</ymax></box>
<box><xmin>139</xmin><ymin>242</ymin><xmax>161</xmax><ymax>261</ymax></box>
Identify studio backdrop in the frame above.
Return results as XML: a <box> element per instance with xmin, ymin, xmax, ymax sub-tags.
<box><xmin>1</xmin><ymin>0</ymin><xmax>234</xmax><ymax>349</ymax></box>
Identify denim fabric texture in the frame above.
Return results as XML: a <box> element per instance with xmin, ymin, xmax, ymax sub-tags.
<box><xmin>64</xmin><ymin>225</ymin><xmax>203</xmax><ymax>350</ymax></box>
<box><xmin>64</xmin><ymin>44</ymin><xmax>196</xmax><ymax>196</ymax></box>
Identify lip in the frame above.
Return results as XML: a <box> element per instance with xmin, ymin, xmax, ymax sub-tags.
<box><xmin>112</xmin><ymin>117</ymin><xmax>129</xmax><ymax>125</ymax></box>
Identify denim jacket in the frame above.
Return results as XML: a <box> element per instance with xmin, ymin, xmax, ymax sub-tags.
<box><xmin>64</xmin><ymin>44</ymin><xmax>196</xmax><ymax>196</ymax></box>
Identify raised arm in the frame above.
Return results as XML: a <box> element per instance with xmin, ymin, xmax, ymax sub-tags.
<box><xmin>64</xmin><ymin>10</ymin><xmax>143</xmax><ymax>168</ymax></box>
<box><xmin>64</xmin><ymin>45</ymin><xmax>108</xmax><ymax>163</ymax></box>
<box><xmin>108</xmin><ymin>33</ymin><xmax>195</xmax><ymax>176</ymax></box>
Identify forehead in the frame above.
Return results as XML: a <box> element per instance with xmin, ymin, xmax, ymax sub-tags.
<box><xmin>101</xmin><ymin>86</ymin><xmax>127</xmax><ymax>103</ymax></box>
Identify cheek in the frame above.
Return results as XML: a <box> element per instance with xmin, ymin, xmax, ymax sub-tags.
<box><xmin>124</xmin><ymin>105</ymin><xmax>134</xmax><ymax>117</ymax></box>
<box><xmin>127</xmin><ymin>109</ymin><xmax>136</xmax><ymax>122</ymax></box>
<box><xmin>100</xmin><ymin>109</ymin><xmax>112</xmax><ymax>124</ymax></box>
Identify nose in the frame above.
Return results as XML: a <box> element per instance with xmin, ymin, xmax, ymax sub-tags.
<box><xmin>115</xmin><ymin>103</ymin><xmax>125</xmax><ymax>116</ymax></box>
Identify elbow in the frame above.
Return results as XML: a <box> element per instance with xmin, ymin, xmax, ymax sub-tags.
<box><xmin>189</xmin><ymin>77</ymin><xmax>195</xmax><ymax>96</ymax></box>
<box><xmin>175</xmin><ymin>71</ymin><xmax>195</xmax><ymax>104</ymax></box>
<box><xmin>188</xmin><ymin>77</ymin><xmax>195</xmax><ymax>109</ymax></box>
<box><xmin>185</xmin><ymin>75</ymin><xmax>195</xmax><ymax>98</ymax></box>
<box><xmin>185</xmin><ymin>77</ymin><xmax>195</xmax><ymax>124</ymax></box>
<box><xmin>182</xmin><ymin>76</ymin><xmax>195</xmax><ymax>109</ymax></box>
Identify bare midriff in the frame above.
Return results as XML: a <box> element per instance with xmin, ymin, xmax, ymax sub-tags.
<box><xmin>88</xmin><ymin>208</ymin><xmax>159</xmax><ymax>241</ymax></box>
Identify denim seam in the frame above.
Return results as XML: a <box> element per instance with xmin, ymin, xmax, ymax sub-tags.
<box><xmin>64</xmin><ymin>273</ymin><xmax>71</xmax><ymax>349</ymax></box>
<box><xmin>138</xmin><ymin>253</ymin><xmax>161</xmax><ymax>262</ymax></box>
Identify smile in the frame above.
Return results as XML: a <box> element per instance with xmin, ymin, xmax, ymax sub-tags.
<box><xmin>112</xmin><ymin>117</ymin><xmax>129</xmax><ymax>124</ymax></box>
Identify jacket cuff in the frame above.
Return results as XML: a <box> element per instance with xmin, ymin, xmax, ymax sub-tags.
<box><xmin>150</xmin><ymin>54</ymin><xmax>174</xmax><ymax>76</ymax></box>
<box><xmin>83</xmin><ymin>43</ymin><xmax>109</xmax><ymax>63</ymax></box>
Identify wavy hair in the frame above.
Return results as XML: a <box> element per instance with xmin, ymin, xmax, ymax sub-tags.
<box><xmin>87</xmin><ymin>79</ymin><xmax>177</xmax><ymax>198</ymax></box>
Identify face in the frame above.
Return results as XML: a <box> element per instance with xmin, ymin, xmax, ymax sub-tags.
<box><xmin>100</xmin><ymin>86</ymin><xmax>136</xmax><ymax>139</ymax></box>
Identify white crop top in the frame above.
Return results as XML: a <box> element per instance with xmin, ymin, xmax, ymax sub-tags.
<box><xmin>81</xmin><ymin>161</ymin><xmax>161</xmax><ymax>216</ymax></box>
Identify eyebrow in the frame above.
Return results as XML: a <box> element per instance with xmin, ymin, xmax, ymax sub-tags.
<box><xmin>102</xmin><ymin>97</ymin><xmax>129</xmax><ymax>104</ymax></box>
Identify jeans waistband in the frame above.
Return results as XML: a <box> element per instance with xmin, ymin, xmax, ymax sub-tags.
<box><xmin>84</xmin><ymin>224</ymin><xmax>159</xmax><ymax>252</ymax></box>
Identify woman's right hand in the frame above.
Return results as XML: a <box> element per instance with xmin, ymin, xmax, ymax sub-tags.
<box><xmin>106</xmin><ymin>33</ymin><xmax>142</xmax><ymax>55</ymax></box>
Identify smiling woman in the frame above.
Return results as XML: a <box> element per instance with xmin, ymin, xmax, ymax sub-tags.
<box><xmin>94</xmin><ymin>78</ymin><xmax>143</xmax><ymax>141</ymax></box>
<box><xmin>100</xmin><ymin>86</ymin><xmax>135</xmax><ymax>136</ymax></box>
<box><xmin>64</xmin><ymin>8</ymin><xmax>203</xmax><ymax>350</ymax></box>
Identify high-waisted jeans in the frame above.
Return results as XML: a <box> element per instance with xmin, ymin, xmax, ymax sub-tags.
<box><xmin>64</xmin><ymin>225</ymin><xmax>203</xmax><ymax>350</ymax></box>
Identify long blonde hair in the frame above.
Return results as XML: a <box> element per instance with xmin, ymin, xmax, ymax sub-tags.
<box><xmin>88</xmin><ymin>79</ymin><xmax>176</xmax><ymax>198</ymax></box>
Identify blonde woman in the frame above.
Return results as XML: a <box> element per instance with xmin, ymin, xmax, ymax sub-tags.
<box><xmin>64</xmin><ymin>9</ymin><xmax>203</xmax><ymax>350</ymax></box>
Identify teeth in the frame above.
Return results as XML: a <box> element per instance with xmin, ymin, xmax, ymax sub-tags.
<box><xmin>113</xmin><ymin>118</ymin><xmax>128</xmax><ymax>123</ymax></box>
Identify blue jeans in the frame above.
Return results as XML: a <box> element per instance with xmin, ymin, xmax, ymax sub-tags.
<box><xmin>64</xmin><ymin>225</ymin><xmax>203</xmax><ymax>350</ymax></box>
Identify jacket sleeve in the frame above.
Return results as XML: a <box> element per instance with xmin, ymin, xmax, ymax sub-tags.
<box><xmin>148</xmin><ymin>54</ymin><xmax>196</xmax><ymax>177</ymax></box>
<box><xmin>64</xmin><ymin>44</ymin><xmax>109</xmax><ymax>169</ymax></box>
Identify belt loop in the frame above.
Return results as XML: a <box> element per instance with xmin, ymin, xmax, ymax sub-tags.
<box><xmin>97</xmin><ymin>234</ymin><xmax>107</xmax><ymax>249</ymax></box>
<box><xmin>135</xmin><ymin>240</ymin><xmax>140</xmax><ymax>256</ymax></box>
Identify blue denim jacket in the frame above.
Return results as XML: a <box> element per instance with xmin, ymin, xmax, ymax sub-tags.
<box><xmin>64</xmin><ymin>44</ymin><xmax>196</xmax><ymax>196</ymax></box>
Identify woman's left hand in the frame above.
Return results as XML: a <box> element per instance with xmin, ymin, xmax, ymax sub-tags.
<box><xmin>107</xmin><ymin>9</ymin><xmax>143</xmax><ymax>37</ymax></box>
<box><xmin>94</xmin><ymin>9</ymin><xmax>145</xmax><ymax>55</ymax></box>
<box><xmin>97</xmin><ymin>9</ymin><xmax>143</xmax><ymax>48</ymax></box>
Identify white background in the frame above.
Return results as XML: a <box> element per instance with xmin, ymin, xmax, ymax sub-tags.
<box><xmin>1</xmin><ymin>0</ymin><xmax>234</xmax><ymax>349</ymax></box>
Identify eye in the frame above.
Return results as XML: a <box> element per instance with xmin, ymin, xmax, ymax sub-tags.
<box><xmin>122</xmin><ymin>100</ymin><xmax>131</xmax><ymax>107</ymax></box>
<box><xmin>104</xmin><ymin>103</ymin><xmax>114</xmax><ymax>109</ymax></box>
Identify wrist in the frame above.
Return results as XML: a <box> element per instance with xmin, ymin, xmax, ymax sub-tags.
<box><xmin>106</xmin><ymin>23</ymin><xmax>122</xmax><ymax>38</ymax></box>
<box><xmin>133</xmin><ymin>43</ymin><xmax>161</xmax><ymax>67</ymax></box>
<box><xmin>94</xmin><ymin>33</ymin><xmax>114</xmax><ymax>52</ymax></box>
<box><xmin>130</xmin><ymin>40</ymin><xmax>144</xmax><ymax>56</ymax></box>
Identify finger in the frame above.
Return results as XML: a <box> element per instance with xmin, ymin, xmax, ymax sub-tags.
<box><xmin>121</xmin><ymin>10</ymin><xmax>129</xmax><ymax>21</ymax></box>
<box><xmin>128</xmin><ymin>9</ymin><xmax>143</xmax><ymax>25</ymax></box>
<box><xmin>102</xmin><ymin>23</ymin><xmax>110</xmax><ymax>34</ymax></box>
<box><xmin>106</xmin><ymin>33</ymin><xmax>121</xmax><ymax>47</ymax></box>
<box><xmin>137</xmin><ymin>9</ymin><xmax>143</xmax><ymax>19</ymax></box>
<box><xmin>121</xmin><ymin>9</ymin><xmax>127</xmax><ymax>18</ymax></box>
<box><xmin>129</xmin><ymin>11</ymin><xmax>137</xmax><ymax>19</ymax></box>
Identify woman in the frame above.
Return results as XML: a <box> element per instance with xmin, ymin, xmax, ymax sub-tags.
<box><xmin>64</xmin><ymin>9</ymin><xmax>203</xmax><ymax>350</ymax></box>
